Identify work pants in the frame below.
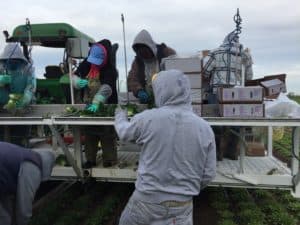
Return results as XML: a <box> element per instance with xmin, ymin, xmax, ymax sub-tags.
<box><xmin>119</xmin><ymin>193</ymin><xmax>193</xmax><ymax>225</ymax></box>
<box><xmin>84</xmin><ymin>126</ymin><xmax>117</xmax><ymax>165</ymax></box>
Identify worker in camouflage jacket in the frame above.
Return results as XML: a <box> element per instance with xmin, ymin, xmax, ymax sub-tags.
<box><xmin>115</xmin><ymin>70</ymin><xmax>216</xmax><ymax>225</ymax></box>
<box><xmin>0</xmin><ymin>43</ymin><xmax>36</xmax><ymax>146</ymax></box>
<box><xmin>0</xmin><ymin>142</ymin><xmax>55</xmax><ymax>225</ymax></box>
<box><xmin>127</xmin><ymin>29</ymin><xmax>176</xmax><ymax>104</ymax></box>
<box><xmin>72</xmin><ymin>39</ymin><xmax>119</xmax><ymax>168</ymax></box>
<box><xmin>202</xmin><ymin>31</ymin><xmax>253</xmax><ymax>160</ymax></box>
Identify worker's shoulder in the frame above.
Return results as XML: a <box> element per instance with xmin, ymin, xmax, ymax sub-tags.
<box><xmin>138</xmin><ymin>107</ymin><xmax>160</xmax><ymax>117</ymax></box>
<box><xmin>191</xmin><ymin>114</ymin><xmax>212</xmax><ymax>128</ymax></box>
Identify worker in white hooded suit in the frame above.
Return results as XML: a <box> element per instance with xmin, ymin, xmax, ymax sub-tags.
<box><xmin>0</xmin><ymin>43</ymin><xmax>36</xmax><ymax>147</ymax></box>
<box><xmin>115</xmin><ymin>70</ymin><xmax>216</xmax><ymax>225</ymax></box>
<box><xmin>0</xmin><ymin>42</ymin><xmax>35</xmax><ymax>109</ymax></box>
<box><xmin>0</xmin><ymin>142</ymin><xmax>55</xmax><ymax>225</ymax></box>
<box><xmin>202</xmin><ymin>31</ymin><xmax>253</xmax><ymax>160</ymax></box>
<box><xmin>202</xmin><ymin>31</ymin><xmax>253</xmax><ymax>104</ymax></box>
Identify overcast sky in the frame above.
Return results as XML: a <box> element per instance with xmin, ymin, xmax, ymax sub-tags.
<box><xmin>1</xmin><ymin>0</ymin><xmax>299</xmax><ymax>93</ymax></box>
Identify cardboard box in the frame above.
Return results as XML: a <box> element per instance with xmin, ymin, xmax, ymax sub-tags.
<box><xmin>192</xmin><ymin>104</ymin><xmax>201</xmax><ymax>116</ymax></box>
<box><xmin>217</xmin><ymin>86</ymin><xmax>264</xmax><ymax>103</ymax></box>
<box><xmin>201</xmin><ymin>104</ymin><xmax>220</xmax><ymax>117</ymax></box>
<box><xmin>191</xmin><ymin>89</ymin><xmax>202</xmax><ymax>103</ymax></box>
<box><xmin>246</xmin><ymin>142</ymin><xmax>266</xmax><ymax>156</ymax></box>
<box><xmin>260</xmin><ymin>79</ymin><xmax>286</xmax><ymax>97</ymax></box>
<box><xmin>163</xmin><ymin>57</ymin><xmax>201</xmax><ymax>73</ymax></box>
<box><xmin>245</xmin><ymin>74</ymin><xmax>287</xmax><ymax>93</ymax></box>
<box><xmin>219</xmin><ymin>104</ymin><xmax>265</xmax><ymax>117</ymax></box>
<box><xmin>187</xmin><ymin>73</ymin><xmax>202</xmax><ymax>89</ymax></box>
<box><xmin>263</xmin><ymin>74</ymin><xmax>286</xmax><ymax>84</ymax></box>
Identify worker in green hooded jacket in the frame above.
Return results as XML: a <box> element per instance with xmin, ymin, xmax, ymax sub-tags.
<box><xmin>0</xmin><ymin>43</ymin><xmax>36</xmax><ymax>146</ymax></box>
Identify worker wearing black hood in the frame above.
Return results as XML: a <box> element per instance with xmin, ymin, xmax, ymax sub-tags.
<box><xmin>73</xmin><ymin>39</ymin><xmax>118</xmax><ymax>106</ymax></box>
<box><xmin>72</xmin><ymin>39</ymin><xmax>119</xmax><ymax>168</ymax></box>
<box><xmin>127</xmin><ymin>30</ymin><xmax>176</xmax><ymax>104</ymax></box>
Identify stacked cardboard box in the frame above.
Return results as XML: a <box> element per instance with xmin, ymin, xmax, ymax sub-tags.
<box><xmin>162</xmin><ymin>57</ymin><xmax>202</xmax><ymax>89</ymax></box>
<box><xmin>217</xmin><ymin>86</ymin><xmax>265</xmax><ymax>117</ymax></box>
<box><xmin>162</xmin><ymin>56</ymin><xmax>203</xmax><ymax>116</ymax></box>
<box><xmin>260</xmin><ymin>79</ymin><xmax>286</xmax><ymax>98</ymax></box>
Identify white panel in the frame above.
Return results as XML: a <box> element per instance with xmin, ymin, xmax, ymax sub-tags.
<box><xmin>66</xmin><ymin>38</ymin><xmax>89</xmax><ymax>58</ymax></box>
<box><xmin>163</xmin><ymin>57</ymin><xmax>201</xmax><ymax>73</ymax></box>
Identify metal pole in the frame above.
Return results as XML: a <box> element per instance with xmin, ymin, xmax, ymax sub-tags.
<box><xmin>233</xmin><ymin>9</ymin><xmax>243</xmax><ymax>86</ymax></box>
<box><xmin>121</xmin><ymin>14</ymin><xmax>129</xmax><ymax>103</ymax></box>
<box><xmin>25</xmin><ymin>18</ymin><xmax>34</xmax><ymax>74</ymax></box>
<box><xmin>268</xmin><ymin>126</ymin><xmax>273</xmax><ymax>157</ymax></box>
<box><xmin>26</xmin><ymin>18</ymin><xmax>32</xmax><ymax>59</ymax></box>
<box><xmin>68</xmin><ymin>58</ymin><xmax>75</xmax><ymax>105</ymax></box>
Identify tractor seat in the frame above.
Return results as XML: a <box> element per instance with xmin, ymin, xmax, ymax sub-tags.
<box><xmin>44</xmin><ymin>65</ymin><xmax>64</xmax><ymax>79</ymax></box>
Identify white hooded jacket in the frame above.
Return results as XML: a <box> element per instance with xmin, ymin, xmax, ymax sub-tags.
<box><xmin>115</xmin><ymin>70</ymin><xmax>216</xmax><ymax>203</ymax></box>
<box><xmin>202</xmin><ymin>31</ymin><xmax>253</xmax><ymax>91</ymax></box>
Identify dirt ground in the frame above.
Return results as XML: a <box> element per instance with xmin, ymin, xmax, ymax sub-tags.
<box><xmin>32</xmin><ymin>182</ymin><xmax>218</xmax><ymax>225</ymax></box>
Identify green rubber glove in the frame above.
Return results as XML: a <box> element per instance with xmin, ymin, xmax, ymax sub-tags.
<box><xmin>0</xmin><ymin>75</ymin><xmax>11</xmax><ymax>85</ymax></box>
<box><xmin>76</xmin><ymin>79</ymin><xmax>88</xmax><ymax>88</ymax></box>
<box><xmin>87</xmin><ymin>103</ymin><xmax>99</xmax><ymax>112</ymax></box>
<box><xmin>16</xmin><ymin>91</ymin><xmax>32</xmax><ymax>108</ymax></box>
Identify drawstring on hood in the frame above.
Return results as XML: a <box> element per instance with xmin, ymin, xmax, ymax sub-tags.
<box><xmin>152</xmin><ymin>69</ymin><xmax>191</xmax><ymax>107</ymax></box>
<box><xmin>132</xmin><ymin>29</ymin><xmax>157</xmax><ymax>57</ymax></box>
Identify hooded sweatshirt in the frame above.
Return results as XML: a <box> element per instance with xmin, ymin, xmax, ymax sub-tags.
<box><xmin>202</xmin><ymin>31</ymin><xmax>253</xmax><ymax>91</ymax></box>
<box><xmin>127</xmin><ymin>30</ymin><xmax>176</xmax><ymax>96</ymax></box>
<box><xmin>0</xmin><ymin>43</ymin><xmax>35</xmax><ymax>105</ymax></box>
<box><xmin>115</xmin><ymin>69</ymin><xmax>216</xmax><ymax>203</ymax></box>
<box><xmin>0</xmin><ymin>142</ymin><xmax>47</xmax><ymax>195</ymax></box>
<box><xmin>74</xmin><ymin>39</ymin><xmax>118</xmax><ymax>104</ymax></box>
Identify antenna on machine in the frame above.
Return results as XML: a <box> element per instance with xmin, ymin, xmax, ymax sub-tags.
<box><xmin>233</xmin><ymin>8</ymin><xmax>242</xmax><ymax>39</ymax></box>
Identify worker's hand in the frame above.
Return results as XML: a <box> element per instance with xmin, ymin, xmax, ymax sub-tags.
<box><xmin>16</xmin><ymin>92</ymin><xmax>32</xmax><ymax>108</ymax></box>
<box><xmin>0</xmin><ymin>75</ymin><xmax>11</xmax><ymax>85</ymax></box>
<box><xmin>137</xmin><ymin>89</ymin><xmax>149</xmax><ymax>104</ymax></box>
<box><xmin>87</xmin><ymin>103</ymin><xmax>99</xmax><ymax>112</ymax></box>
<box><xmin>76</xmin><ymin>79</ymin><xmax>88</xmax><ymax>88</ymax></box>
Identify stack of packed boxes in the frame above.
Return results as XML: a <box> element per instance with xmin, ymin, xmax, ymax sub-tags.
<box><xmin>216</xmin><ymin>86</ymin><xmax>265</xmax><ymax>117</ymax></box>
<box><xmin>160</xmin><ymin>55</ymin><xmax>287</xmax><ymax>119</ymax></box>
<box><xmin>162</xmin><ymin>55</ymin><xmax>203</xmax><ymax>116</ymax></box>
